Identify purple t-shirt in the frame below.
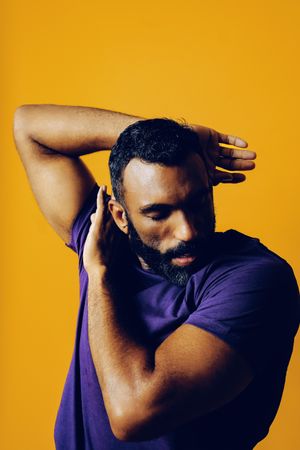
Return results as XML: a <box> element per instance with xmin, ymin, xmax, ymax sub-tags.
<box><xmin>54</xmin><ymin>183</ymin><xmax>299</xmax><ymax>450</ymax></box>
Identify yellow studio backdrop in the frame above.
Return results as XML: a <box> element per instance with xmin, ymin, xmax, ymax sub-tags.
<box><xmin>1</xmin><ymin>0</ymin><xmax>299</xmax><ymax>449</ymax></box>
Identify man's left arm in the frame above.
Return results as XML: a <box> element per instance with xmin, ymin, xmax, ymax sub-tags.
<box><xmin>84</xmin><ymin>186</ymin><xmax>254</xmax><ymax>442</ymax></box>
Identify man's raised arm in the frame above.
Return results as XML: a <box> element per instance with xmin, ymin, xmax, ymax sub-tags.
<box><xmin>14</xmin><ymin>104</ymin><xmax>142</xmax><ymax>156</ymax></box>
<box><xmin>13</xmin><ymin>105</ymin><xmax>142</xmax><ymax>244</ymax></box>
<box><xmin>13</xmin><ymin>104</ymin><xmax>255</xmax><ymax>244</ymax></box>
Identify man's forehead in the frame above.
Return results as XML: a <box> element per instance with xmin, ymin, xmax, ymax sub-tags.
<box><xmin>122</xmin><ymin>154</ymin><xmax>209</xmax><ymax>207</ymax></box>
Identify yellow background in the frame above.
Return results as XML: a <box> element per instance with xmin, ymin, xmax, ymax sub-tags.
<box><xmin>1</xmin><ymin>0</ymin><xmax>299</xmax><ymax>449</ymax></box>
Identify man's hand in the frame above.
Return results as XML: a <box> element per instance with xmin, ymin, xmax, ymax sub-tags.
<box><xmin>191</xmin><ymin>124</ymin><xmax>256</xmax><ymax>185</ymax></box>
<box><xmin>83</xmin><ymin>185</ymin><xmax>124</xmax><ymax>275</ymax></box>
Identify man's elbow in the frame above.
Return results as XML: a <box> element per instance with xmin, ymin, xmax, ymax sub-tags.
<box><xmin>13</xmin><ymin>105</ymin><xmax>28</xmax><ymax>140</ymax></box>
<box><xmin>109</xmin><ymin>401</ymin><xmax>155</xmax><ymax>442</ymax></box>
<box><xmin>13</xmin><ymin>105</ymin><xmax>37</xmax><ymax>143</ymax></box>
<box><xmin>110</xmin><ymin>411</ymin><xmax>134</xmax><ymax>442</ymax></box>
<box><xmin>111</xmin><ymin>419</ymin><xmax>151</xmax><ymax>443</ymax></box>
<box><xmin>110</xmin><ymin>402</ymin><xmax>165</xmax><ymax>442</ymax></box>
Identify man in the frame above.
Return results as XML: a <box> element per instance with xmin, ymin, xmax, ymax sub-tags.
<box><xmin>14</xmin><ymin>105</ymin><xmax>299</xmax><ymax>450</ymax></box>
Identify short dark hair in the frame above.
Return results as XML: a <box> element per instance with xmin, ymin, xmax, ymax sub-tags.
<box><xmin>109</xmin><ymin>118</ymin><xmax>204</xmax><ymax>204</ymax></box>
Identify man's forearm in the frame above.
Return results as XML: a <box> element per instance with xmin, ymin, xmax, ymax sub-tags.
<box><xmin>87</xmin><ymin>267</ymin><xmax>155</xmax><ymax>437</ymax></box>
<box><xmin>14</xmin><ymin>104</ymin><xmax>143</xmax><ymax>157</ymax></box>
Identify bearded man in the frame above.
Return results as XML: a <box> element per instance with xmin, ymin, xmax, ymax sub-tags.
<box><xmin>14</xmin><ymin>105</ymin><xmax>299</xmax><ymax>450</ymax></box>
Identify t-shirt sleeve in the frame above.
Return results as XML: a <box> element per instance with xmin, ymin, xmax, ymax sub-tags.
<box><xmin>65</xmin><ymin>183</ymin><xmax>100</xmax><ymax>267</ymax></box>
<box><xmin>183</xmin><ymin>260</ymin><xmax>300</xmax><ymax>374</ymax></box>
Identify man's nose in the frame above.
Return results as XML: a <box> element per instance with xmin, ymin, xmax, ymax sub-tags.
<box><xmin>172</xmin><ymin>211</ymin><xmax>198</xmax><ymax>242</ymax></box>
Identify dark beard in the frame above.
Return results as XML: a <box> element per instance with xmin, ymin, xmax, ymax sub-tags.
<box><xmin>126</xmin><ymin>215</ymin><xmax>216</xmax><ymax>287</ymax></box>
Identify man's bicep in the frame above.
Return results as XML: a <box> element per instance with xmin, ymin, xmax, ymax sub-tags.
<box><xmin>15</xmin><ymin>132</ymin><xmax>97</xmax><ymax>245</ymax></box>
<box><xmin>118</xmin><ymin>324</ymin><xmax>253</xmax><ymax>442</ymax></box>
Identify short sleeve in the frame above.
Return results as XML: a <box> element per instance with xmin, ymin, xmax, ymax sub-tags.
<box><xmin>65</xmin><ymin>183</ymin><xmax>100</xmax><ymax>265</ymax></box>
<box><xmin>184</xmin><ymin>260</ymin><xmax>300</xmax><ymax>374</ymax></box>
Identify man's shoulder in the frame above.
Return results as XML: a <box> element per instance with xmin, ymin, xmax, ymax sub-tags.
<box><xmin>184</xmin><ymin>231</ymin><xmax>300</xmax><ymax>374</ymax></box>
<box><xmin>190</xmin><ymin>228</ymin><xmax>298</xmax><ymax>300</ymax></box>
<box><xmin>206</xmin><ymin>228</ymin><xmax>292</xmax><ymax>271</ymax></box>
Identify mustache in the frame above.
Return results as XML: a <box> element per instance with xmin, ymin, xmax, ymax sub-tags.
<box><xmin>162</xmin><ymin>237</ymin><xmax>212</xmax><ymax>261</ymax></box>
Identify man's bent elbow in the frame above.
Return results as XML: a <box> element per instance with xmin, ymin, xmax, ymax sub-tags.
<box><xmin>14</xmin><ymin>105</ymin><xmax>29</xmax><ymax>140</ymax></box>
<box><xmin>109</xmin><ymin>402</ymin><xmax>159</xmax><ymax>442</ymax></box>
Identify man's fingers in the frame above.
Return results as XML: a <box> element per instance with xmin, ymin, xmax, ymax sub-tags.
<box><xmin>219</xmin><ymin>146</ymin><xmax>256</xmax><ymax>160</ymax></box>
<box><xmin>213</xmin><ymin>170</ymin><xmax>246</xmax><ymax>185</ymax></box>
<box><xmin>97</xmin><ymin>185</ymin><xmax>105</xmax><ymax>207</ymax></box>
<box><xmin>224</xmin><ymin>173</ymin><xmax>247</xmax><ymax>183</ymax></box>
<box><xmin>216</xmin><ymin>157</ymin><xmax>256</xmax><ymax>171</ymax></box>
<box><xmin>90</xmin><ymin>186</ymin><xmax>106</xmax><ymax>228</ymax></box>
<box><xmin>218</xmin><ymin>132</ymin><xmax>248</xmax><ymax>148</ymax></box>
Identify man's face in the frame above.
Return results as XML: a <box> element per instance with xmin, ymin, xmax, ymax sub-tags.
<box><xmin>121</xmin><ymin>152</ymin><xmax>216</xmax><ymax>286</ymax></box>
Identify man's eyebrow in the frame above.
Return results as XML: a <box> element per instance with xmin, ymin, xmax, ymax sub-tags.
<box><xmin>138</xmin><ymin>186</ymin><xmax>213</xmax><ymax>215</ymax></box>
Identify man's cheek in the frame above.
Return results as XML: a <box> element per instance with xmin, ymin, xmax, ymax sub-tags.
<box><xmin>141</xmin><ymin>232</ymin><xmax>163</xmax><ymax>251</ymax></box>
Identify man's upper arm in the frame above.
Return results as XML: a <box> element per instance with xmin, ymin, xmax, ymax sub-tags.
<box><xmin>116</xmin><ymin>324</ymin><xmax>253</xmax><ymax>441</ymax></box>
<box><xmin>115</xmin><ymin>260</ymin><xmax>295</xmax><ymax>441</ymax></box>
<box><xmin>14</xmin><ymin>121</ymin><xmax>97</xmax><ymax>245</ymax></box>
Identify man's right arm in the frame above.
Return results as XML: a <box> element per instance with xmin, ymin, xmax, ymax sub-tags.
<box><xmin>13</xmin><ymin>104</ymin><xmax>142</xmax><ymax>244</ymax></box>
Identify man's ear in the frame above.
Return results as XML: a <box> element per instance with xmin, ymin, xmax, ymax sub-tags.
<box><xmin>108</xmin><ymin>199</ymin><xmax>129</xmax><ymax>235</ymax></box>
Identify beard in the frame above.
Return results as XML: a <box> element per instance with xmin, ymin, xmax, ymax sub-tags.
<box><xmin>125</xmin><ymin>213</ymin><xmax>216</xmax><ymax>287</ymax></box>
